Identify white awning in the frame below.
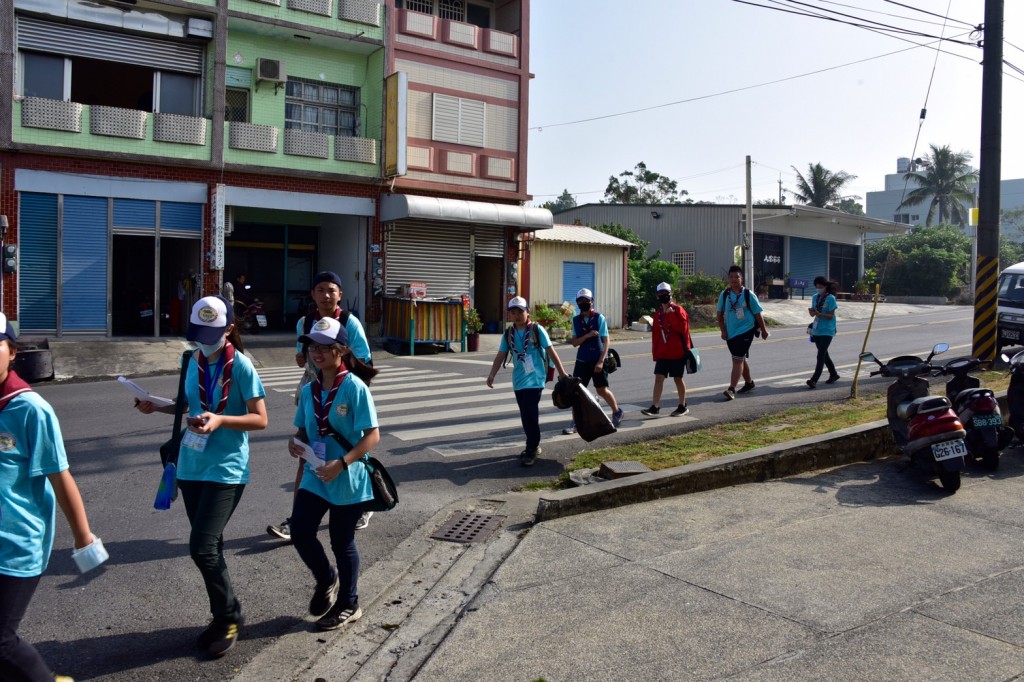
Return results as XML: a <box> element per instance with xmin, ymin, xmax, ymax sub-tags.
<box><xmin>380</xmin><ymin>193</ymin><xmax>553</xmax><ymax>230</ymax></box>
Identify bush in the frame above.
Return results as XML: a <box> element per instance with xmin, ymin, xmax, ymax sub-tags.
<box><xmin>865</xmin><ymin>225</ymin><xmax>970</xmax><ymax>297</ymax></box>
<box><xmin>532</xmin><ymin>303</ymin><xmax>571</xmax><ymax>332</ymax></box>
<box><xmin>682</xmin><ymin>271</ymin><xmax>727</xmax><ymax>304</ymax></box>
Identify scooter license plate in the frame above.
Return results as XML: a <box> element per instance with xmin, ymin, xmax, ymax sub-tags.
<box><xmin>973</xmin><ymin>414</ymin><xmax>1002</xmax><ymax>428</ymax></box>
<box><xmin>932</xmin><ymin>439</ymin><xmax>968</xmax><ymax>462</ymax></box>
<box><xmin>256</xmin><ymin>315</ymin><xmax>268</xmax><ymax>327</ymax></box>
<box><xmin>1002</xmin><ymin>329</ymin><xmax>1021</xmax><ymax>341</ymax></box>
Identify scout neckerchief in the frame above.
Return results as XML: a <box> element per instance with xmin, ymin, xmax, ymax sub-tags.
<box><xmin>313</xmin><ymin>367</ymin><xmax>349</xmax><ymax>437</ymax></box>
<box><xmin>197</xmin><ymin>342</ymin><xmax>235</xmax><ymax>414</ymax></box>
<box><xmin>578</xmin><ymin>310</ymin><xmax>600</xmax><ymax>336</ymax></box>
<box><xmin>0</xmin><ymin>369</ymin><xmax>32</xmax><ymax>412</ymax></box>
<box><xmin>656</xmin><ymin>303</ymin><xmax>678</xmax><ymax>344</ymax></box>
<box><xmin>727</xmin><ymin>287</ymin><xmax>746</xmax><ymax>314</ymax></box>
<box><xmin>514</xmin><ymin>322</ymin><xmax>533</xmax><ymax>362</ymax></box>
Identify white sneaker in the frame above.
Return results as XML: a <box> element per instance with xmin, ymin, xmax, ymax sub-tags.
<box><xmin>562</xmin><ymin>422</ymin><xmax>577</xmax><ymax>435</ymax></box>
<box><xmin>355</xmin><ymin>511</ymin><xmax>373</xmax><ymax>530</ymax></box>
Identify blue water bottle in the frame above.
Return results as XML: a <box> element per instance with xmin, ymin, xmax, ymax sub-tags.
<box><xmin>154</xmin><ymin>463</ymin><xmax>177</xmax><ymax>510</ymax></box>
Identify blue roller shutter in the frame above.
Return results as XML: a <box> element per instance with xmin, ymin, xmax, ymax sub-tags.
<box><xmin>61</xmin><ymin>196</ymin><xmax>108</xmax><ymax>332</ymax></box>
<box><xmin>789</xmin><ymin>237</ymin><xmax>828</xmax><ymax>287</ymax></box>
<box><xmin>160</xmin><ymin>202</ymin><xmax>203</xmax><ymax>236</ymax></box>
<box><xmin>562</xmin><ymin>261</ymin><xmax>594</xmax><ymax>312</ymax></box>
<box><xmin>113</xmin><ymin>199</ymin><xmax>156</xmax><ymax>231</ymax></box>
<box><xmin>19</xmin><ymin>193</ymin><xmax>58</xmax><ymax>333</ymax></box>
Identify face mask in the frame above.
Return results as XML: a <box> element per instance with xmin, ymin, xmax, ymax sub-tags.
<box><xmin>578</xmin><ymin>301</ymin><xmax>592</xmax><ymax>312</ymax></box>
<box><xmin>816</xmin><ymin>287</ymin><xmax>825</xmax><ymax>293</ymax></box>
<box><xmin>657</xmin><ymin>294</ymin><xmax>671</xmax><ymax>304</ymax></box>
<box><xmin>196</xmin><ymin>337</ymin><xmax>226</xmax><ymax>357</ymax></box>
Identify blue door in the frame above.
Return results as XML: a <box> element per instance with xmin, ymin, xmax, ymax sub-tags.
<box><xmin>562</xmin><ymin>261</ymin><xmax>595</xmax><ymax>313</ymax></box>
<box><xmin>61</xmin><ymin>195</ymin><xmax>108</xmax><ymax>332</ymax></box>
<box><xmin>19</xmin><ymin>193</ymin><xmax>58</xmax><ymax>333</ymax></box>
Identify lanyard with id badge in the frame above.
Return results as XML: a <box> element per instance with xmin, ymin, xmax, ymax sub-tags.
<box><xmin>514</xmin><ymin>325</ymin><xmax>537</xmax><ymax>374</ymax></box>
<box><xmin>728</xmin><ymin>289</ymin><xmax>746</xmax><ymax>321</ymax></box>
<box><xmin>183</xmin><ymin>348</ymin><xmax>234</xmax><ymax>452</ymax></box>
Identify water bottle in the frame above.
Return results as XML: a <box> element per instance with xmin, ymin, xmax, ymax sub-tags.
<box><xmin>154</xmin><ymin>463</ymin><xmax>177</xmax><ymax>510</ymax></box>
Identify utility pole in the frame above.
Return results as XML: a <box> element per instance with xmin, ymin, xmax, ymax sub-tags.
<box><xmin>973</xmin><ymin>0</ymin><xmax>1003</xmax><ymax>362</ymax></box>
<box><xmin>745</xmin><ymin>155</ymin><xmax>754</xmax><ymax>281</ymax></box>
<box><xmin>778</xmin><ymin>175</ymin><xmax>783</xmax><ymax>204</ymax></box>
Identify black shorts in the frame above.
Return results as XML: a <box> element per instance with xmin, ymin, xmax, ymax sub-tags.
<box><xmin>653</xmin><ymin>358</ymin><xmax>687</xmax><ymax>377</ymax></box>
<box><xmin>726</xmin><ymin>329</ymin><xmax>756</xmax><ymax>358</ymax></box>
<box><xmin>573</xmin><ymin>359</ymin><xmax>609</xmax><ymax>388</ymax></box>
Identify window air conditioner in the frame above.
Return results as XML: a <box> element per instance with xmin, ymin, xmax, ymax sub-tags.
<box><xmin>256</xmin><ymin>58</ymin><xmax>286</xmax><ymax>84</ymax></box>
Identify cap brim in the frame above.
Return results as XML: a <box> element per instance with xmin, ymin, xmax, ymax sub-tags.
<box><xmin>299</xmin><ymin>332</ymin><xmax>345</xmax><ymax>346</ymax></box>
<box><xmin>186</xmin><ymin>323</ymin><xmax>226</xmax><ymax>344</ymax></box>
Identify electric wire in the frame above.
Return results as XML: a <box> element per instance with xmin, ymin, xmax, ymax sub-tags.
<box><xmin>882</xmin><ymin>0</ymin><xmax>975</xmax><ymax>28</ymax></box>
<box><xmin>814</xmin><ymin>0</ymin><xmax>968</xmax><ymax>28</ymax></box>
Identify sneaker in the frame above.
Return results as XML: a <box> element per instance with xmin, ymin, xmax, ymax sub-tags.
<box><xmin>826</xmin><ymin>374</ymin><xmax>840</xmax><ymax>384</ymax></box>
<box><xmin>316</xmin><ymin>602</ymin><xmax>362</xmax><ymax>631</ymax></box>
<box><xmin>641</xmin><ymin>405</ymin><xmax>660</xmax><ymax>416</ymax></box>
<box><xmin>738</xmin><ymin>382</ymin><xmax>756</xmax><ymax>394</ymax></box>
<box><xmin>309</xmin><ymin>570</ymin><xmax>339</xmax><ymax>617</ymax></box>
<box><xmin>806</xmin><ymin>379</ymin><xmax>817</xmax><ymax>389</ymax></box>
<box><xmin>562</xmin><ymin>421</ymin><xmax>577</xmax><ymax>435</ymax></box>
<box><xmin>723</xmin><ymin>388</ymin><xmax>736</xmax><ymax>401</ymax></box>
<box><xmin>198</xmin><ymin>619</ymin><xmax>242</xmax><ymax>658</ymax></box>
<box><xmin>520</xmin><ymin>448</ymin><xmax>540</xmax><ymax>467</ymax></box>
<box><xmin>267</xmin><ymin>518</ymin><xmax>291</xmax><ymax>542</ymax></box>
<box><xmin>611</xmin><ymin>408</ymin><xmax>624</xmax><ymax>428</ymax></box>
<box><xmin>355</xmin><ymin>511</ymin><xmax>373</xmax><ymax>530</ymax></box>
<box><xmin>670</xmin><ymin>404</ymin><xmax>689</xmax><ymax>417</ymax></box>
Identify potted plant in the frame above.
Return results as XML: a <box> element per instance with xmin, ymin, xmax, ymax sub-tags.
<box><xmin>465</xmin><ymin>308</ymin><xmax>483</xmax><ymax>351</ymax></box>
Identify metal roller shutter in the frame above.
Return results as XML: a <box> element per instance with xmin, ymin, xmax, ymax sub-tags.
<box><xmin>17</xmin><ymin>16</ymin><xmax>205</xmax><ymax>74</ymax></box>
<box><xmin>160</xmin><ymin>202</ymin><xmax>203</xmax><ymax>237</ymax></box>
<box><xmin>18</xmin><ymin>192</ymin><xmax>58</xmax><ymax>333</ymax></box>
<box><xmin>113</xmin><ymin>199</ymin><xmax>156</xmax><ymax>232</ymax></box>
<box><xmin>474</xmin><ymin>225</ymin><xmax>505</xmax><ymax>257</ymax></box>
<box><xmin>61</xmin><ymin>195</ymin><xmax>108</xmax><ymax>332</ymax></box>
<box><xmin>789</xmin><ymin>237</ymin><xmax>828</xmax><ymax>285</ymax></box>
<box><xmin>562</xmin><ymin>261</ymin><xmax>594</xmax><ymax>309</ymax></box>
<box><xmin>386</xmin><ymin>221</ymin><xmax>471</xmax><ymax>299</ymax></box>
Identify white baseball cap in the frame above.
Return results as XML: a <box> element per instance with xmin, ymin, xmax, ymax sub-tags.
<box><xmin>298</xmin><ymin>316</ymin><xmax>349</xmax><ymax>347</ymax></box>
<box><xmin>187</xmin><ymin>295</ymin><xmax>233</xmax><ymax>344</ymax></box>
<box><xmin>576</xmin><ymin>288</ymin><xmax>594</xmax><ymax>301</ymax></box>
<box><xmin>507</xmin><ymin>296</ymin><xmax>529</xmax><ymax>310</ymax></box>
<box><xmin>656</xmin><ymin>282</ymin><xmax>672</xmax><ymax>293</ymax></box>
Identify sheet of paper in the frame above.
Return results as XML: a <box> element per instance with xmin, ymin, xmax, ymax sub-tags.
<box><xmin>117</xmin><ymin>377</ymin><xmax>175</xmax><ymax>408</ymax></box>
<box><xmin>292</xmin><ymin>438</ymin><xmax>325</xmax><ymax>466</ymax></box>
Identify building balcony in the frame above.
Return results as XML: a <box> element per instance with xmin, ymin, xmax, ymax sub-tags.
<box><xmin>225</xmin><ymin>122</ymin><xmax>379</xmax><ymax>175</ymax></box>
<box><xmin>395</xmin><ymin>8</ymin><xmax>519</xmax><ymax>65</ymax></box>
<box><xmin>15</xmin><ymin>98</ymin><xmax>211</xmax><ymax>161</ymax></box>
<box><xmin>227</xmin><ymin>0</ymin><xmax>382</xmax><ymax>33</ymax></box>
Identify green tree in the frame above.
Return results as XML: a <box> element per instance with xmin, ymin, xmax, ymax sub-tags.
<box><xmin>541</xmin><ymin>189</ymin><xmax>576</xmax><ymax>214</ymax></box>
<box><xmin>592</xmin><ymin>222</ymin><xmax>656</xmax><ymax>262</ymax></box>
<box><xmin>790</xmin><ymin>162</ymin><xmax>857</xmax><ymax>209</ymax></box>
<box><xmin>754</xmin><ymin>198</ymin><xmax>785</xmax><ymax>206</ymax></box>
<box><xmin>592</xmin><ymin>222</ymin><xmax>680</xmax><ymax>319</ymax></box>
<box><xmin>1001</xmin><ymin>208</ymin><xmax>1024</xmax><ymax>240</ymax></box>
<box><xmin>999</xmin><ymin>235</ymin><xmax>1024</xmax><ymax>271</ymax></box>
<box><xmin>897</xmin><ymin>144</ymin><xmax>977</xmax><ymax>226</ymax></box>
<box><xmin>864</xmin><ymin>224</ymin><xmax>971</xmax><ymax>297</ymax></box>
<box><xmin>603</xmin><ymin>162</ymin><xmax>691</xmax><ymax>204</ymax></box>
<box><xmin>836</xmin><ymin>197</ymin><xmax>864</xmax><ymax>215</ymax></box>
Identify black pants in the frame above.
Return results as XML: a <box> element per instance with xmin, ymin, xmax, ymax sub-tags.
<box><xmin>290</xmin><ymin>489</ymin><xmax>362</xmax><ymax>608</ymax></box>
<box><xmin>811</xmin><ymin>335</ymin><xmax>837</xmax><ymax>383</ymax></box>
<box><xmin>514</xmin><ymin>388</ymin><xmax>542</xmax><ymax>451</ymax></box>
<box><xmin>178</xmin><ymin>480</ymin><xmax>246</xmax><ymax>624</ymax></box>
<box><xmin>0</xmin><ymin>574</ymin><xmax>52</xmax><ymax>682</ymax></box>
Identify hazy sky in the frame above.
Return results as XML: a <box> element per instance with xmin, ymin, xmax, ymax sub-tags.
<box><xmin>525</xmin><ymin>0</ymin><xmax>1024</xmax><ymax>208</ymax></box>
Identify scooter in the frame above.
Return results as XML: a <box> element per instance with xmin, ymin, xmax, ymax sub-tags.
<box><xmin>935</xmin><ymin>356</ymin><xmax>1013</xmax><ymax>470</ymax></box>
<box><xmin>1003</xmin><ymin>349</ymin><xmax>1024</xmax><ymax>442</ymax></box>
<box><xmin>234</xmin><ymin>296</ymin><xmax>268</xmax><ymax>334</ymax></box>
<box><xmin>860</xmin><ymin>343</ymin><xmax>967</xmax><ymax>493</ymax></box>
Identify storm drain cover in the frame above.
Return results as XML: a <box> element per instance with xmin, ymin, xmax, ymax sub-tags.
<box><xmin>431</xmin><ymin>512</ymin><xmax>507</xmax><ymax>544</ymax></box>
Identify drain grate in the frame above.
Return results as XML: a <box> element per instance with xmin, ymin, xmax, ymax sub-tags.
<box><xmin>431</xmin><ymin>512</ymin><xmax>507</xmax><ymax>544</ymax></box>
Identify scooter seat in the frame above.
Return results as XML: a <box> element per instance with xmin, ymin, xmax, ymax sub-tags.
<box><xmin>898</xmin><ymin>395</ymin><xmax>952</xmax><ymax>420</ymax></box>
<box><xmin>954</xmin><ymin>387</ymin><xmax>993</xmax><ymax>410</ymax></box>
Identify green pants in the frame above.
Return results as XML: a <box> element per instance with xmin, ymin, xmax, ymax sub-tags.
<box><xmin>178</xmin><ymin>480</ymin><xmax>246</xmax><ymax>624</ymax></box>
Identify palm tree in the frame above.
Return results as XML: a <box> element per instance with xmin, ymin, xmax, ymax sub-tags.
<box><xmin>790</xmin><ymin>163</ymin><xmax>857</xmax><ymax>209</ymax></box>
<box><xmin>897</xmin><ymin>144</ymin><xmax>977</xmax><ymax>226</ymax></box>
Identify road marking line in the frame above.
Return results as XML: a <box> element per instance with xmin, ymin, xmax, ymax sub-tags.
<box><xmin>392</xmin><ymin>404</ymin><xmax>645</xmax><ymax>442</ymax></box>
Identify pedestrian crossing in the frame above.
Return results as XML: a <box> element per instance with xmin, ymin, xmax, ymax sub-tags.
<box><xmin>257</xmin><ymin>364</ymin><xmax>688</xmax><ymax>457</ymax></box>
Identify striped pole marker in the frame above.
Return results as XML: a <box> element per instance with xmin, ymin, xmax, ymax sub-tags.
<box><xmin>973</xmin><ymin>254</ymin><xmax>999</xmax><ymax>362</ymax></box>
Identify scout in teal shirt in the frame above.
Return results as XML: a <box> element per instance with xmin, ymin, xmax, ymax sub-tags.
<box><xmin>716</xmin><ymin>266</ymin><xmax>770</xmax><ymax>400</ymax></box>
<box><xmin>0</xmin><ymin>313</ymin><xmax>100</xmax><ymax>681</ymax></box>
<box><xmin>286</xmin><ymin>316</ymin><xmax>381</xmax><ymax>631</ymax></box>
<box><xmin>135</xmin><ymin>295</ymin><xmax>268</xmax><ymax>658</ymax></box>
<box><xmin>806</xmin><ymin>276</ymin><xmax>841</xmax><ymax>388</ymax></box>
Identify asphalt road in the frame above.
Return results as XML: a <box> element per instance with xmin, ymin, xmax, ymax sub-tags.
<box><xmin>22</xmin><ymin>307</ymin><xmax>972</xmax><ymax>681</ymax></box>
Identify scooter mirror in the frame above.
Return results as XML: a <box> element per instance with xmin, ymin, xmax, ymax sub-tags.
<box><xmin>859</xmin><ymin>352</ymin><xmax>877</xmax><ymax>364</ymax></box>
<box><xmin>932</xmin><ymin>343</ymin><xmax>949</xmax><ymax>355</ymax></box>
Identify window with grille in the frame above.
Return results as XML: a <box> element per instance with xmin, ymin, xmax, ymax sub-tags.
<box><xmin>285</xmin><ymin>78</ymin><xmax>359</xmax><ymax>137</ymax></box>
<box><xmin>671</xmin><ymin>251</ymin><xmax>696</xmax><ymax>276</ymax></box>
<box><xmin>438</xmin><ymin>0</ymin><xmax>464</xmax><ymax>21</ymax></box>
<box><xmin>405</xmin><ymin>0</ymin><xmax>433</xmax><ymax>14</ymax></box>
<box><xmin>225</xmin><ymin>88</ymin><xmax>249</xmax><ymax>123</ymax></box>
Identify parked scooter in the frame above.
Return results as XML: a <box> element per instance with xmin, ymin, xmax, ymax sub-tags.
<box><xmin>1003</xmin><ymin>349</ymin><xmax>1024</xmax><ymax>442</ymax></box>
<box><xmin>234</xmin><ymin>296</ymin><xmax>268</xmax><ymax>334</ymax></box>
<box><xmin>935</xmin><ymin>356</ymin><xmax>1013</xmax><ymax>470</ymax></box>
<box><xmin>860</xmin><ymin>343</ymin><xmax>967</xmax><ymax>492</ymax></box>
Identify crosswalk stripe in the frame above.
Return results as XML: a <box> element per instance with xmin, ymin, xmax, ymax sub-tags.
<box><xmin>372</xmin><ymin>372</ymin><xmax>463</xmax><ymax>385</ymax></box>
<box><xmin>390</xmin><ymin>404</ymin><xmax>644</xmax><ymax>442</ymax></box>
<box><xmin>371</xmin><ymin>377</ymin><xmax>498</xmax><ymax>397</ymax></box>
<box><xmin>374</xmin><ymin>384</ymin><xmax>513</xmax><ymax>407</ymax></box>
<box><xmin>381</xmin><ymin>399</ymin><xmax>546</xmax><ymax>424</ymax></box>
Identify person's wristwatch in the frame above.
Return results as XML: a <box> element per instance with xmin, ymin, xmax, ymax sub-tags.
<box><xmin>340</xmin><ymin>458</ymin><xmax>349</xmax><ymax>471</ymax></box>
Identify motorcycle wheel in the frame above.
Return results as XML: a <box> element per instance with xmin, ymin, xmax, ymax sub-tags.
<box><xmin>937</xmin><ymin>470</ymin><xmax>961</xmax><ymax>493</ymax></box>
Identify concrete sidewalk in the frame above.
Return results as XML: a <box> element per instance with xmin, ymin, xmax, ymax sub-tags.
<box><xmin>410</xmin><ymin>453</ymin><xmax>1024</xmax><ymax>681</ymax></box>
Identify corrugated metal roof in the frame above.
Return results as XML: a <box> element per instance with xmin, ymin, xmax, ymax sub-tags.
<box><xmin>534</xmin><ymin>224</ymin><xmax>634</xmax><ymax>247</ymax></box>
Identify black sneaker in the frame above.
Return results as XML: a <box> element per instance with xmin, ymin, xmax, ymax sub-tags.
<box><xmin>825</xmin><ymin>374</ymin><xmax>840</xmax><ymax>384</ymax></box>
<box><xmin>670</xmin><ymin>404</ymin><xmax>689</xmax><ymax>417</ymax></box>
<box><xmin>723</xmin><ymin>388</ymin><xmax>736</xmax><ymax>401</ymax></box>
<box><xmin>738</xmin><ymin>382</ymin><xmax>756</xmax><ymax>394</ymax></box>
<box><xmin>520</xmin><ymin>447</ymin><xmax>540</xmax><ymax>467</ymax></box>
<box><xmin>267</xmin><ymin>518</ymin><xmax>291</xmax><ymax>542</ymax></box>
<box><xmin>316</xmin><ymin>602</ymin><xmax>362</xmax><ymax>631</ymax></box>
<box><xmin>198</xmin><ymin>619</ymin><xmax>242</xmax><ymax>658</ymax></box>
<box><xmin>641</xmin><ymin>405</ymin><xmax>660</xmax><ymax>416</ymax></box>
<box><xmin>806</xmin><ymin>379</ymin><xmax>817</xmax><ymax>389</ymax></box>
<box><xmin>309</xmin><ymin>570</ymin><xmax>339</xmax><ymax>617</ymax></box>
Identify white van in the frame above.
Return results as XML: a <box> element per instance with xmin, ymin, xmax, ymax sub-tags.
<box><xmin>998</xmin><ymin>261</ymin><xmax>1024</xmax><ymax>351</ymax></box>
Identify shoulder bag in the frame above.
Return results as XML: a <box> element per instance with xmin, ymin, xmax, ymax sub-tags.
<box><xmin>326</xmin><ymin>427</ymin><xmax>399</xmax><ymax>512</ymax></box>
<box><xmin>685</xmin><ymin>331</ymin><xmax>701</xmax><ymax>374</ymax></box>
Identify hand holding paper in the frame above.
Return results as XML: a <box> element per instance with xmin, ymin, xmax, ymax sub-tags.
<box><xmin>118</xmin><ymin>377</ymin><xmax>174</xmax><ymax>408</ymax></box>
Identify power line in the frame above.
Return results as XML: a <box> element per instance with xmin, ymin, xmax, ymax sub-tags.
<box><xmin>530</xmin><ymin>31</ymin><xmax>978</xmax><ymax>132</ymax></box>
<box><xmin>772</xmin><ymin>0</ymin><xmax>969</xmax><ymax>37</ymax></box>
<box><xmin>814</xmin><ymin>0</ymin><xmax>969</xmax><ymax>29</ymax></box>
<box><xmin>882</xmin><ymin>0</ymin><xmax>976</xmax><ymax>28</ymax></box>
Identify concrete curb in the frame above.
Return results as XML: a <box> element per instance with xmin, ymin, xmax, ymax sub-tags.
<box><xmin>536</xmin><ymin>419</ymin><xmax>895</xmax><ymax>521</ymax></box>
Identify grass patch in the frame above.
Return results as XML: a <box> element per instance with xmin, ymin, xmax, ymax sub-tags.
<box><xmin>518</xmin><ymin>480</ymin><xmax>558</xmax><ymax>492</ymax></box>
